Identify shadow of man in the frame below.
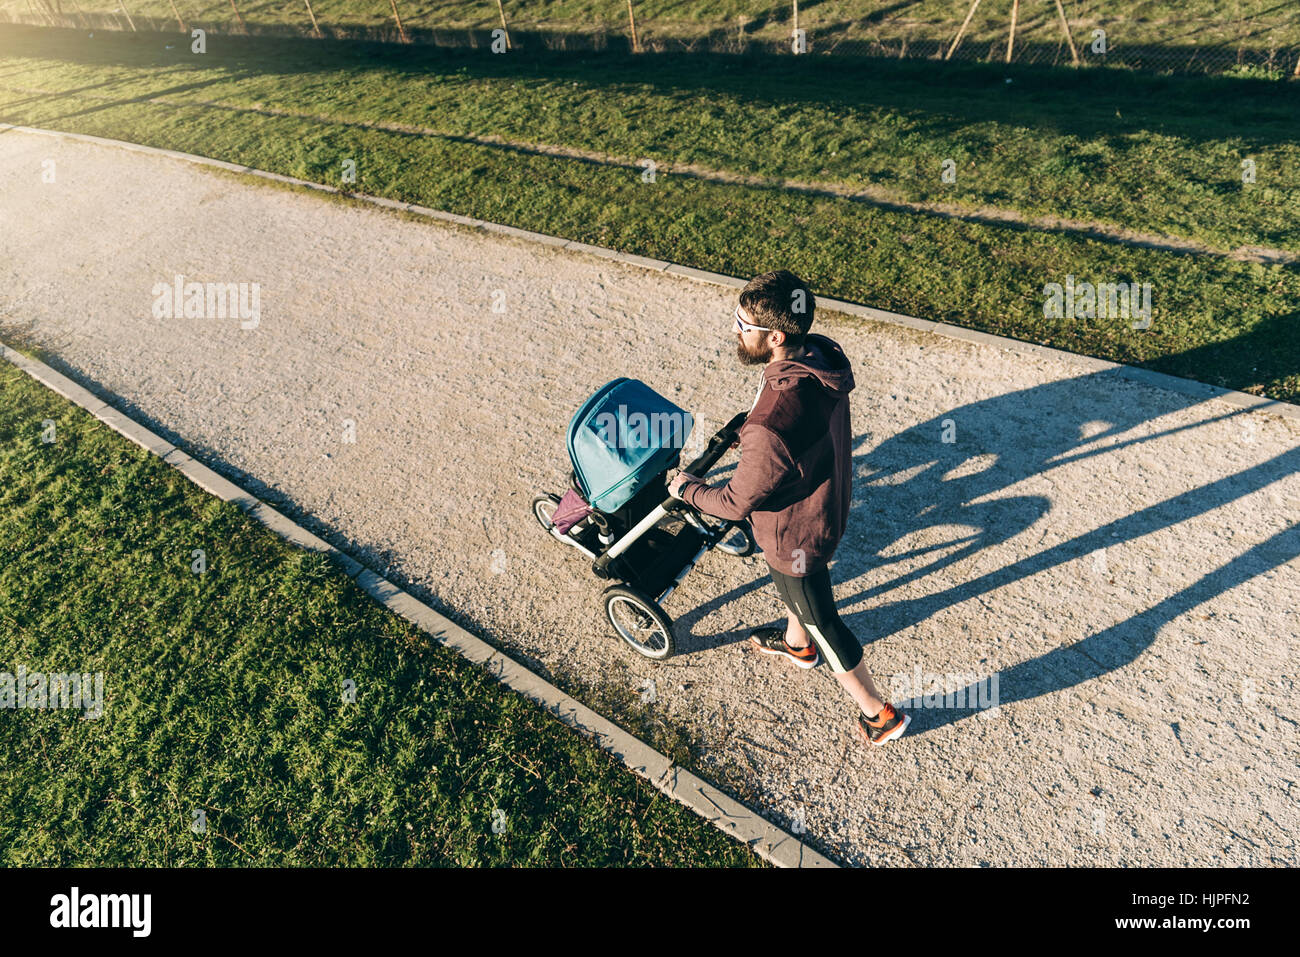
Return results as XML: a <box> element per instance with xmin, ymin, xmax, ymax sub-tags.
<box><xmin>679</xmin><ymin>367</ymin><xmax>1297</xmax><ymax>738</ymax></box>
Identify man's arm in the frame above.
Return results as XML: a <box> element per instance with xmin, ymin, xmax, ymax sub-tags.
<box><xmin>678</xmin><ymin>423</ymin><xmax>796</xmax><ymax>521</ymax></box>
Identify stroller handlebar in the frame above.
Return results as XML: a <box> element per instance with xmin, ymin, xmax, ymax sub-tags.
<box><xmin>663</xmin><ymin>411</ymin><xmax>748</xmax><ymax>512</ymax></box>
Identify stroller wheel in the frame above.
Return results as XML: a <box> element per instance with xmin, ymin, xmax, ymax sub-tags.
<box><xmin>713</xmin><ymin>520</ymin><xmax>755</xmax><ymax>558</ymax></box>
<box><xmin>531</xmin><ymin>493</ymin><xmax>561</xmax><ymax>531</ymax></box>
<box><xmin>602</xmin><ymin>585</ymin><xmax>675</xmax><ymax>660</ymax></box>
<box><xmin>699</xmin><ymin>516</ymin><xmax>755</xmax><ymax>557</ymax></box>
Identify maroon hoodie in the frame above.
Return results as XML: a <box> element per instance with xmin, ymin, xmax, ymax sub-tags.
<box><xmin>680</xmin><ymin>333</ymin><xmax>855</xmax><ymax>577</ymax></box>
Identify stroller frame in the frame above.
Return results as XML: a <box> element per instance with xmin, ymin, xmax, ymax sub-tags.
<box><xmin>532</xmin><ymin>411</ymin><xmax>753</xmax><ymax>659</ymax></box>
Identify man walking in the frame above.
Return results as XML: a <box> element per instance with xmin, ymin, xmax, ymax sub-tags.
<box><xmin>668</xmin><ymin>270</ymin><xmax>910</xmax><ymax>747</ymax></box>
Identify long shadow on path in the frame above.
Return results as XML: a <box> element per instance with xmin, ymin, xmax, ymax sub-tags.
<box><xmin>679</xmin><ymin>367</ymin><xmax>1298</xmax><ymax>735</ymax></box>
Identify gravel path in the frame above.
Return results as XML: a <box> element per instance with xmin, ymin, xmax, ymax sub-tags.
<box><xmin>3</xmin><ymin>129</ymin><xmax>1297</xmax><ymax>866</ymax></box>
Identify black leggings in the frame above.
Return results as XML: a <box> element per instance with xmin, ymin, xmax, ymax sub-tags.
<box><xmin>767</xmin><ymin>561</ymin><xmax>864</xmax><ymax>673</ymax></box>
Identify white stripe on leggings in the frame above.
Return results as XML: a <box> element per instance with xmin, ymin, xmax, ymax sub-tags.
<box><xmin>805</xmin><ymin>622</ymin><xmax>850</xmax><ymax>673</ymax></box>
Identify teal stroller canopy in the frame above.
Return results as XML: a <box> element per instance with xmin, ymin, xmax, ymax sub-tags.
<box><xmin>567</xmin><ymin>378</ymin><xmax>695</xmax><ymax>513</ymax></box>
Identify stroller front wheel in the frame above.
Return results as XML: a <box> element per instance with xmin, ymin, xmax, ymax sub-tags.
<box><xmin>532</xmin><ymin>493</ymin><xmax>561</xmax><ymax>530</ymax></box>
<box><xmin>602</xmin><ymin>585</ymin><xmax>675</xmax><ymax>660</ymax></box>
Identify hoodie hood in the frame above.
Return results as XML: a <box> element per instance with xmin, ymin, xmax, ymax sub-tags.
<box><xmin>762</xmin><ymin>333</ymin><xmax>855</xmax><ymax>396</ymax></box>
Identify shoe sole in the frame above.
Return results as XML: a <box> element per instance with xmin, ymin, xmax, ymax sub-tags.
<box><xmin>748</xmin><ymin>636</ymin><xmax>820</xmax><ymax>670</ymax></box>
<box><xmin>858</xmin><ymin>711</ymin><xmax>912</xmax><ymax>747</ymax></box>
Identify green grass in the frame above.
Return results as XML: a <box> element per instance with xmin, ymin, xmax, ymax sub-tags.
<box><xmin>4</xmin><ymin>25</ymin><xmax>1298</xmax><ymax>253</ymax></box>
<box><xmin>0</xmin><ymin>360</ymin><xmax>765</xmax><ymax>866</ymax></box>
<box><xmin>15</xmin><ymin>0</ymin><xmax>1300</xmax><ymax>56</ymax></box>
<box><xmin>1</xmin><ymin>27</ymin><xmax>1296</xmax><ymax>403</ymax></box>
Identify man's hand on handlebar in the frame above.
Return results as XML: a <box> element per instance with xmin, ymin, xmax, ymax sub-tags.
<box><xmin>667</xmin><ymin>471</ymin><xmax>702</xmax><ymax>500</ymax></box>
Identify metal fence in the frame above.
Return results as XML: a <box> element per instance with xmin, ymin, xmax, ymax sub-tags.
<box><xmin>3</xmin><ymin>1</ymin><xmax>1299</xmax><ymax>77</ymax></box>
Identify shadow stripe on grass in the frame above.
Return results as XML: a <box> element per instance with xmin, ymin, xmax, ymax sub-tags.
<box><xmin>1</xmin><ymin>81</ymin><xmax>1294</xmax><ymax>267</ymax></box>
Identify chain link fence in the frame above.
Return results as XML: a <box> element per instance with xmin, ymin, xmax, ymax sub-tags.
<box><xmin>3</xmin><ymin>1</ymin><xmax>1299</xmax><ymax>76</ymax></box>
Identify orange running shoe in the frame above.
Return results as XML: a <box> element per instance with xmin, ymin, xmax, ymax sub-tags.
<box><xmin>747</xmin><ymin>628</ymin><xmax>820</xmax><ymax>670</ymax></box>
<box><xmin>857</xmin><ymin>704</ymin><xmax>911</xmax><ymax>746</ymax></box>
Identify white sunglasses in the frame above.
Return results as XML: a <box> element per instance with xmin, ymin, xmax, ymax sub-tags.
<box><xmin>734</xmin><ymin>305</ymin><xmax>771</xmax><ymax>334</ymax></box>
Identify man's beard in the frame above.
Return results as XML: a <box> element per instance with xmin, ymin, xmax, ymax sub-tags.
<box><xmin>736</xmin><ymin>334</ymin><xmax>771</xmax><ymax>366</ymax></box>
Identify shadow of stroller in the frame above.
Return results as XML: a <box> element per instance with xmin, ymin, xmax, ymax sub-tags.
<box><xmin>675</xmin><ymin>367</ymin><xmax>1298</xmax><ymax>736</ymax></box>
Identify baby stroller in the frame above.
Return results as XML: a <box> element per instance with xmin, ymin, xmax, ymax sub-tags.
<box><xmin>531</xmin><ymin>378</ymin><xmax>755</xmax><ymax>660</ymax></box>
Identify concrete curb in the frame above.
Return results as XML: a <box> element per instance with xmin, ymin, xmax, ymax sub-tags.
<box><xmin>3</xmin><ymin>122</ymin><xmax>1295</xmax><ymax>423</ymax></box>
<box><xmin>0</xmin><ymin>340</ymin><xmax>836</xmax><ymax>869</ymax></box>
